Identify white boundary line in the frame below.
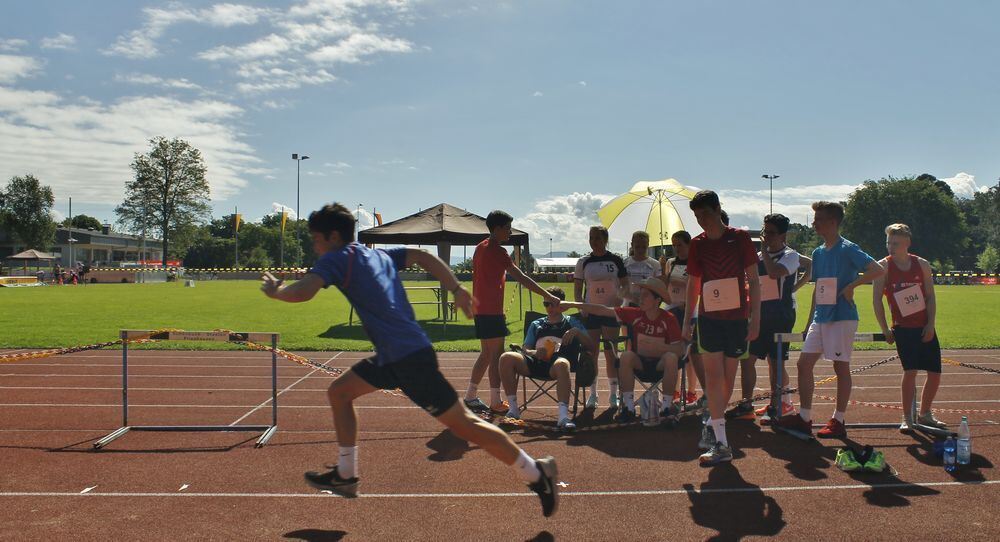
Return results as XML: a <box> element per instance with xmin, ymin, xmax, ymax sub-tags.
<box><xmin>0</xmin><ymin>480</ymin><xmax>997</xmax><ymax>499</ymax></box>
<box><xmin>228</xmin><ymin>352</ymin><xmax>340</xmax><ymax>426</ymax></box>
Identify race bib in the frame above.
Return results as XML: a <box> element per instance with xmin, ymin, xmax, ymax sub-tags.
<box><xmin>702</xmin><ymin>277</ymin><xmax>740</xmax><ymax>312</ymax></box>
<box><xmin>589</xmin><ymin>279</ymin><xmax>617</xmax><ymax>305</ymax></box>
<box><xmin>759</xmin><ymin>276</ymin><xmax>779</xmax><ymax>302</ymax></box>
<box><xmin>534</xmin><ymin>336</ymin><xmax>562</xmax><ymax>361</ymax></box>
<box><xmin>815</xmin><ymin>277</ymin><xmax>837</xmax><ymax>305</ymax></box>
<box><xmin>893</xmin><ymin>284</ymin><xmax>926</xmax><ymax>318</ymax></box>
<box><xmin>636</xmin><ymin>333</ymin><xmax>669</xmax><ymax>358</ymax></box>
<box><xmin>669</xmin><ymin>284</ymin><xmax>685</xmax><ymax>305</ymax></box>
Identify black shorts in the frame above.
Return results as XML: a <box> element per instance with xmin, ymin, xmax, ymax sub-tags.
<box><xmin>525</xmin><ymin>355</ymin><xmax>557</xmax><ymax>380</ymax></box>
<box><xmin>584</xmin><ymin>314</ymin><xmax>619</xmax><ymax>330</ymax></box>
<box><xmin>697</xmin><ymin>317</ymin><xmax>749</xmax><ymax>359</ymax></box>
<box><xmin>894</xmin><ymin>326</ymin><xmax>942</xmax><ymax>373</ymax></box>
<box><xmin>748</xmin><ymin>316</ymin><xmax>795</xmax><ymax>361</ymax></box>
<box><xmin>351</xmin><ymin>348</ymin><xmax>458</xmax><ymax>417</ymax></box>
<box><xmin>474</xmin><ymin>314</ymin><xmax>509</xmax><ymax>339</ymax></box>
<box><xmin>668</xmin><ymin>307</ymin><xmax>698</xmax><ymax>355</ymax></box>
<box><xmin>635</xmin><ymin>355</ymin><xmax>664</xmax><ymax>383</ymax></box>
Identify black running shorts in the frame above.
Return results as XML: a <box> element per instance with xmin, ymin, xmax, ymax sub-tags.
<box><xmin>474</xmin><ymin>314</ymin><xmax>509</xmax><ymax>339</ymax></box>
<box><xmin>697</xmin><ymin>317</ymin><xmax>749</xmax><ymax>359</ymax></box>
<box><xmin>351</xmin><ymin>348</ymin><xmax>458</xmax><ymax>417</ymax></box>
<box><xmin>894</xmin><ymin>326</ymin><xmax>942</xmax><ymax>373</ymax></box>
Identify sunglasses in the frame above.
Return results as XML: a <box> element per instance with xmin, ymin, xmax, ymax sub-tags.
<box><xmin>543</xmin><ymin>301</ymin><xmax>557</xmax><ymax>307</ymax></box>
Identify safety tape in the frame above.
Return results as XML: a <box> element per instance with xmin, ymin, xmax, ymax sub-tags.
<box><xmin>0</xmin><ymin>329</ymin><xmax>173</xmax><ymax>364</ymax></box>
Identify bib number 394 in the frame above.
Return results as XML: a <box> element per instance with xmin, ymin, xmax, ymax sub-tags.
<box><xmin>815</xmin><ymin>277</ymin><xmax>837</xmax><ymax>305</ymax></box>
<box><xmin>702</xmin><ymin>277</ymin><xmax>740</xmax><ymax>312</ymax></box>
<box><xmin>893</xmin><ymin>284</ymin><xmax>926</xmax><ymax>317</ymax></box>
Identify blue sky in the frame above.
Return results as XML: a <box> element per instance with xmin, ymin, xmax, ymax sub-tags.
<box><xmin>2</xmin><ymin>1</ymin><xmax>997</xmax><ymax>254</ymax></box>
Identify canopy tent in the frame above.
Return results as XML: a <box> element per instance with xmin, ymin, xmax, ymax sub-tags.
<box><xmin>4</xmin><ymin>249</ymin><xmax>58</xmax><ymax>277</ymax></box>
<box><xmin>358</xmin><ymin>203</ymin><xmax>532</xmax><ymax>320</ymax></box>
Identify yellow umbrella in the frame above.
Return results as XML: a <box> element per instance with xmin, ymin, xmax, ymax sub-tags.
<box><xmin>597</xmin><ymin>178</ymin><xmax>701</xmax><ymax>249</ymax></box>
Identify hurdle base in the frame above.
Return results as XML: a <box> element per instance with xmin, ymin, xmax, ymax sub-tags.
<box><xmin>911</xmin><ymin>423</ymin><xmax>956</xmax><ymax>439</ymax></box>
<box><xmin>772</xmin><ymin>425</ymin><xmax>816</xmax><ymax>441</ymax></box>
<box><xmin>93</xmin><ymin>425</ymin><xmax>277</xmax><ymax>450</ymax></box>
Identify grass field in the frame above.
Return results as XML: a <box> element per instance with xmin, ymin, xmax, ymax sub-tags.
<box><xmin>1</xmin><ymin>280</ymin><xmax>997</xmax><ymax>350</ymax></box>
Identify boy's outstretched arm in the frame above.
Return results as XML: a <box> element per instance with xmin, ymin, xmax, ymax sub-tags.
<box><xmin>407</xmin><ymin>249</ymin><xmax>475</xmax><ymax>318</ymax></box>
<box><xmin>261</xmin><ymin>272</ymin><xmax>325</xmax><ymax>303</ymax></box>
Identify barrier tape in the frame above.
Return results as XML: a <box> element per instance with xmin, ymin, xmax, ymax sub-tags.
<box><xmin>0</xmin><ymin>329</ymin><xmax>172</xmax><ymax>364</ymax></box>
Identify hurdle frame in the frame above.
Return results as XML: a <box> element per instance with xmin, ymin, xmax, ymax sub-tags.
<box><xmin>94</xmin><ymin>330</ymin><xmax>280</xmax><ymax>449</ymax></box>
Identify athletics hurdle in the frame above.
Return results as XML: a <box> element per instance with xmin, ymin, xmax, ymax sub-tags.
<box><xmin>94</xmin><ymin>330</ymin><xmax>280</xmax><ymax>450</ymax></box>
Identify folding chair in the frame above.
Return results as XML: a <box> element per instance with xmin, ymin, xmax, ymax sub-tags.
<box><xmin>513</xmin><ymin>311</ymin><xmax>590</xmax><ymax>419</ymax></box>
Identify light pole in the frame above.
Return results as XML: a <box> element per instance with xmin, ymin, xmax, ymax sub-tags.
<box><xmin>761</xmin><ymin>174</ymin><xmax>780</xmax><ymax>215</ymax></box>
<box><xmin>292</xmin><ymin>153</ymin><xmax>310</xmax><ymax>223</ymax></box>
<box><xmin>549</xmin><ymin>237</ymin><xmax>553</xmax><ymax>257</ymax></box>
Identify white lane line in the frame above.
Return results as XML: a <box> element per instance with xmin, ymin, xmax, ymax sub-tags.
<box><xmin>1</xmin><ymin>480</ymin><xmax>997</xmax><ymax>499</ymax></box>
<box><xmin>228</xmin><ymin>352</ymin><xmax>341</xmax><ymax>426</ymax></box>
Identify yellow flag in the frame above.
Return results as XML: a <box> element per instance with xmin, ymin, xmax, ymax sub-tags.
<box><xmin>280</xmin><ymin>210</ymin><xmax>287</xmax><ymax>233</ymax></box>
<box><xmin>235</xmin><ymin>213</ymin><xmax>242</xmax><ymax>233</ymax></box>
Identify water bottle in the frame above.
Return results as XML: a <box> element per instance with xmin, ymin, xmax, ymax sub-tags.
<box><xmin>957</xmin><ymin>416</ymin><xmax>972</xmax><ymax>466</ymax></box>
<box><xmin>943</xmin><ymin>437</ymin><xmax>957</xmax><ymax>473</ymax></box>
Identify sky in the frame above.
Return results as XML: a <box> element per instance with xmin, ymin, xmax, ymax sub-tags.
<box><xmin>2</xmin><ymin>1</ymin><xmax>998</xmax><ymax>255</ymax></box>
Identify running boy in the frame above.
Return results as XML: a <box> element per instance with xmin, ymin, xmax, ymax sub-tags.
<box><xmin>261</xmin><ymin>204</ymin><xmax>559</xmax><ymax>516</ymax></box>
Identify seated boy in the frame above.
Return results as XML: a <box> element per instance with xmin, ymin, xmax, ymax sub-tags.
<box><xmin>499</xmin><ymin>287</ymin><xmax>594</xmax><ymax>431</ymax></box>
<box><xmin>561</xmin><ymin>278</ymin><xmax>684</xmax><ymax>423</ymax></box>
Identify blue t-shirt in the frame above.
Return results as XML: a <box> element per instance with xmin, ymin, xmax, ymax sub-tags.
<box><xmin>811</xmin><ymin>237</ymin><xmax>876</xmax><ymax>323</ymax></box>
<box><xmin>524</xmin><ymin>314</ymin><xmax>588</xmax><ymax>363</ymax></box>
<box><xmin>310</xmin><ymin>243</ymin><xmax>432</xmax><ymax>365</ymax></box>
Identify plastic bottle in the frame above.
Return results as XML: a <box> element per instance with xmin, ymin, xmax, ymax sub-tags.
<box><xmin>943</xmin><ymin>437</ymin><xmax>957</xmax><ymax>473</ymax></box>
<box><xmin>957</xmin><ymin>416</ymin><xmax>972</xmax><ymax>466</ymax></box>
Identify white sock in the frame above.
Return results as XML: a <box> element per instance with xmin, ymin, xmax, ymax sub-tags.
<box><xmin>799</xmin><ymin>408</ymin><xmax>811</xmax><ymax>422</ymax></box>
<box><xmin>590</xmin><ymin>382</ymin><xmax>598</xmax><ymax>397</ymax></box>
<box><xmin>609</xmin><ymin>378</ymin><xmax>619</xmax><ymax>399</ymax></box>
<box><xmin>513</xmin><ymin>449</ymin><xmax>541</xmax><ymax>483</ymax></box>
<box><xmin>833</xmin><ymin>410</ymin><xmax>845</xmax><ymax>423</ymax></box>
<box><xmin>506</xmin><ymin>394</ymin><xmax>519</xmax><ymax>416</ymax></box>
<box><xmin>465</xmin><ymin>383</ymin><xmax>478</xmax><ymax>401</ymax></box>
<box><xmin>710</xmin><ymin>418</ymin><xmax>728</xmax><ymax>447</ymax></box>
<box><xmin>783</xmin><ymin>392</ymin><xmax>792</xmax><ymax>406</ymax></box>
<box><xmin>623</xmin><ymin>391</ymin><xmax>635</xmax><ymax>411</ymax></box>
<box><xmin>558</xmin><ymin>402</ymin><xmax>569</xmax><ymax>420</ymax></box>
<box><xmin>490</xmin><ymin>388</ymin><xmax>502</xmax><ymax>405</ymax></box>
<box><xmin>337</xmin><ymin>446</ymin><xmax>358</xmax><ymax>479</ymax></box>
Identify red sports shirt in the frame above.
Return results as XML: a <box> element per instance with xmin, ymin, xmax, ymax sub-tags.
<box><xmin>883</xmin><ymin>254</ymin><xmax>928</xmax><ymax>328</ymax></box>
<box><xmin>686</xmin><ymin>227</ymin><xmax>757</xmax><ymax>320</ymax></box>
<box><xmin>472</xmin><ymin>238</ymin><xmax>513</xmax><ymax>316</ymax></box>
<box><xmin>615</xmin><ymin>306</ymin><xmax>682</xmax><ymax>354</ymax></box>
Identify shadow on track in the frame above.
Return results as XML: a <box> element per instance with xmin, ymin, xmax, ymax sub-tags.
<box><xmin>685</xmin><ymin>462</ymin><xmax>785</xmax><ymax>541</ymax></box>
<box><xmin>284</xmin><ymin>529</ymin><xmax>348</xmax><ymax>541</ymax></box>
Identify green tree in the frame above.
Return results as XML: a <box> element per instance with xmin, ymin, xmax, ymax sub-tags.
<box><xmin>842</xmin><ymin>176</ymin><xmax>969</xmax><ymax>266</ymax></box>
<box><xmin>785</xmin><ymin>223</ymin><xmax>822</xmax><ymax>256</ymax></box>
<box><xmin>977</xmin><ymin>246</ymin><xmax>1000</xmax><ymax>273</ymax></box>
<box><xmin>63</xmin><ymin>214</ymin><xmax>103</xmax><ymax>231</ymax></box>
<box><xmin>566</xmin><ymin>250</ymin><xmax>581</xmax><ymax>258</ymax></box>
<box><xmin>0</xmin><ymin>174</ymin><xmax>56</xmax><ymax>250</ymax></box>
<box><xmin>115</xmin><ymin>137</ymin><xmax>211</xmax><ymax>267</ymax></box>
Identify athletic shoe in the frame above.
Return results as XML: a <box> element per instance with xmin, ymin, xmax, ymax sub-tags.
<box><xmin>673</xmin><ymin>391</ymin><xmax>681</xmax><ymax>402</ymax></box>
<box><xmin>699</xmin><ymin>442</ymin><xmax>733</xmax><ymax>466</ymax></box>
<box><xmin>585</xmin><ymin>393</ymin><xmax>599</xmax><ymax>410</ymax></box>
<box><xmin>817</xmin><ymin>418</ymin><xmax>847</xmax><ymax>439</ymax></box>
<box><xmin>304</xmin><ymin>466</ymin><xmax>359</xmax><ymax>498</ymax></box>
<box><xmin>725</xmin><ymin>401</ymin><xmax>756</xmax><ymax>420</ymax></box>
<box><xmin>528</xmin><ymin>456</ymin><xmax>559</xmax><ymax>517</ymax></box>
<box><xmin>835</xmin><ymin>449</ymin><xmax>862</xmax><ymax>472</ymax></box>
<box><xmin>490</xmin><ymin>400</ymin><xmax>510</xmax><ymax>414</ymax></box>
<box><xmin>463</xmin><ymin>398</ymin><xmax>490</xmax><ymax>413</ymax></box>
<box><xmin>917</xmin><ymin>412</ymin><xmax>948</xmax><ymax>429</ymax></box>
<box><xmin>899</xmin><ymin>417</ymin><xmax>914</xmax><ymax>434</ymax></box>
<box><xmin>609</xmin><ymin>393</ymin><xmax>620</xmax><ymax>410</ymax></box>
<box><xmin>698</xmin><ymin>423</ymin><xmax>717</xmax><ymax>451</ymax></box>
<box><xmin>686</xmin><ymin>392</ymin><xmax>699</xmax><ymax>405</ymax></box>
<box><xmin>615</xmin><ymin>409</ymin><xmax>637</xmax><ymax>424</ymax></box>
<box><xmin>660</xmin><ymin>402</ymin><xmax>681</xmax><ymax>419</ymax></box>
<box><xmin>556</xmin><ymin>417</ymin><xmax>577</xmax><ymax>432</ymax></box>
<box><xmin>774</xmin><ymin>413</ymin><xmax>813</xmax><ymax>436</ymax></box>
<box><xmin>863</xmin><ymin>450</ymin><xmax>886</xmax><ymax>473</ymax></box>
<box><xmin>758</xmin><ymin>402</ymin><xmax>795</xmax><ymax>426</ymax></box>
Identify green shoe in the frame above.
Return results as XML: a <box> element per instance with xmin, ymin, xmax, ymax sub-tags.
<box><xmin>835</xmin><ymin>448</ymin><xmax>862</xmax><ymax>472</ymax></box>
<box><xmin>863</xmin><ymin>450</ymin><xmax>886</xmax><ymax>473</ymax></box>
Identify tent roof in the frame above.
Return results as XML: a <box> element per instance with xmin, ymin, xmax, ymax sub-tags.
<box><xmin>358</xmin><ymin>203</ymin><xmax>529</xmax><ymax>247</ymax></box>
<box><xmin>7</xmin><ymin>249</ymin><xmax>57</xmax><ymax>260</ymax></box>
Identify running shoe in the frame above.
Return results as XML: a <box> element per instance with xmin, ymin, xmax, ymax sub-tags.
<box><xmin>615</xmin><ymin>409</ymin><xmax>637</xmax><ymax>424</ymax></box>
<box><xmin>463</xmin><ymin>397</ymin><xmax>490</xmax><ymax>413</ymax></box>
<box><xmin>490</xmin><ymin>400</ymin><xmax>511</xmax><ymax>414</ymax></box>
<box><xmin>899</xmin><ymin>417</ymin><xmax>914</xmax><ymax>434</ymax></box>
<box><xmin>585</xmin><ymin>393</ymin><xmax>599</xmax><ymax>410</ymax></box>
<box><xmin>304</xmin><ymin>467</ymin><xmax>359</xmax><ymax>498</ymax></box>
<box><xmin>698</xmin><ymin>423</ymin><xmax>717</xmax><ymax>451</ymax></box>
<box><xmin>835</xmin><ymin>449</ymin><xmax>862</xmax><ymax>472</ymax></box>
<box><xmin>556</xmin><ymin>417</ymin><xmax>577</xmax><ymax>432</ymax></box>
<box><xmin>817</xmin><ymin>418</ymin><xmax>847</xmax><ymax>439</ymax></box>
<box><xmin>528</xmin><ymin>456</ymin><xmax>559</xmax><ymax>517</ymax></box>
<box><xmin>774</xmin><ymin>413</ymin><xmax>813</xmax><ymax>436</ymax></box>
<box><xmin>863</xmin><ymin>450</ymin><xmax>886</xmax><ymax>473</ymax></box>
<box><xmin>725</xmin><ymin>401</ymin><xmax>756</xmax><ymax>420</ymax></box>
<box><xmin>609</xmin><ymin>393</ymin><xmax>620</xmax><ymax>410</ymax></box>
<box><xmin>699</xmin><ymin>442</ymin><xmax>733</xmax><ymax>466</ymax></box>
<box><xmin>758</xmin><ymin>402</ymin><xmax>795</xmax><ymax>425</ymax></box>
<box><xmin>917</xmin><ymin>412</ymin><xmax>948</xmax><ymax>429</ymax></box>
<box><xmin>686</xmin><ymin>391</ymin><xmax>699</xmax><ymax>405</ymax></box>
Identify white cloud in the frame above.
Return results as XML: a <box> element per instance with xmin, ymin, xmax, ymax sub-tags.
<box><xmin>514</xmin><ymin>192</ymin><xmax>618</xmax><ymax>253</ymax></box>
<box><xmin>324</xmin><ymin>161</ymin><xmax>352</xmax><ymax>169</ymax></box>
<box><xmin>50</xmin><ymin>209</ymin><xmax>65</xmax><ymax>222</ymax></box>
<box><xmin>270</xmin><ymin>202</ymin><xmax>297</xmax><ymax>220</ymax></box>
<box><xmin>717</xmin><ymin>183</ymin><xmax>860</xmax><ymax>229</ymax></box>
<box><xmin>940</xmin><ymin>172</ymin><xmax>986</xmax><ymax>198</ymax></box>
<box><xmin>578</xmin><ymin>81</ymin><xmax>586</xmax><ymax>86</ymax></box>
<box><xmin>104</xmin><ymin>4</ymin><xmax>271</xmax><ymax>59</ymax></box>
<box><xmin>307</xmin><ymin>32</ymin><xmax>412</xmax><ymax>63</ymax></box>
<box><xmin>532</xmin><ymin>91</ymin><xmax>543</xmax><ymax>97</ymax></box>
<box><xmin>0</xmin><ymin>38</ymin><xmax>29</xmax><ymax>52</ymax></box>
<box><xmin>0</xmin><ymin>54</ymin><xmax>43</xmax><ymax>84</ymax></box>
<box><xmin>40</xmin><ymin>33</ymin><xmax>77</xmax><ymax>51</ymax></box>
<box><xmin>114</xmin><ymin>72</ymin><xmax>203</xmax><ymax>91</ymax></box>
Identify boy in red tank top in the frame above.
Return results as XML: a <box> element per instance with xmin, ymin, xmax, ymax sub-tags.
<box><xmin>872</xmin><ymin>223</ymin><xmax>946</xmax><ymax>432</ymax></box>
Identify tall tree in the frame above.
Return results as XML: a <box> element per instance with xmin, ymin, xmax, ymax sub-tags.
<box><xmin>842</xmin><ymin>176</ymin><xmax>969</xmax><ymax>267</ymax></box>
<box><xmin>63</xmin><ymin>214</ymin><xmax>103</xmax><ymax>231</ymax></box>
<box><xmin>0</xmin><ymin>174</ymin><xmax>56</xmax><ymax>250</ymax></box>
<box><xmin>115</xmin><ymin>137</ymin><xmax>211</xmax><ymax>266</ymax></box>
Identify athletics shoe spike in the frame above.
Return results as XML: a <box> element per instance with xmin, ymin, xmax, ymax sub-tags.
<box><xmin>835</xmin><ymin>448</ymin><xmax>862</xmax><ymax>472</ymax></box>
<box><xmin>463</xmin><ymin>397</ymin><xmax>491</xmax><ymax>413</ymax></box>
<box><xmin>304</xmin><ymin>467</ymin><xmax>359</xmax><ymax>498</ymax></box>
<box><xmin>528</xmin><ymin>456</ymin><xmax>559</xmax><ymax>517</ymax></box>
<box><xmin>817</xmin><ymin>418</ymin><xmax>847</xmax><ymax>439</ymax></box>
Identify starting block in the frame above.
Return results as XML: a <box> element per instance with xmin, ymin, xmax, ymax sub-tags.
<box><xmin>94</xmin><ymin>330</ymin><xmax>280</xmax><ymax>450</ymax></box>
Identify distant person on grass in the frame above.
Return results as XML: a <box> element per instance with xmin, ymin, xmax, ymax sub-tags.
<box><xmin>463</xmin><ymin>210</ymin><xmax>559</xmax><ymax>415</ymax></box>
<box><xmin>498</xmin><ymin>286</ymin><xmax>594</xmax><ymax>431</ymax></box>
<box><xmin>775</xmin><ymin>201</ymin><xmax>885</xmax><ymax>439</ymax></box>
<box><xmin>872</xmin><ymin>223</ymin><xmax>947</xmax><ymax>432</ymax></box>
<box><xmin>261</xmin><ymin>203</ymin><xmax>559</xmax><ymax>516</ymax></box>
